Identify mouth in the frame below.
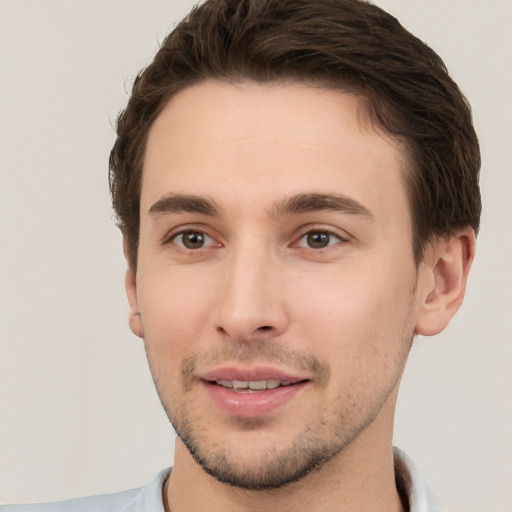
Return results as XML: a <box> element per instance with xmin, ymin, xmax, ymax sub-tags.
<box><xmin>211</xmin><ymin>379</ymin><xmax>301</xmax><ymax>392</ymax></box>
<box><xmin>200</xmin><ymin>369</ymin><xmax>311</xmax><ymax>418</ymax></box>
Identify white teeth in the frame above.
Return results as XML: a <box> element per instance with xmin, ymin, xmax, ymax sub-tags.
<box><xmin>232</xmin><ymin>380</ymin><xmax>249</xmax><ymax>389</ymax></box>
<box><xmin>215</xmin><ymin>379</ymin><xmax>292</xmax><ymax>390</ymax></box>
<box><xmin>216</xmin><ymin>380</ymin><xmax>233</xmax><ymax>388</ymax></box>
<box><xmin>266</xmin><ymin>379</ymin><xmax>281</xmax><ymax>389</ymax></box>
<box><xmin>248</xmin><ymin>381</ymin><xmax>267</xmax><ymax>390</ymax></box>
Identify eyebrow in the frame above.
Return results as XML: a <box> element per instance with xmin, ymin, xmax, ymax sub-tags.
<box><xmin>148</xmin><ymin>192</ymin><xmax>373</xmax><ymax>220</ymax></box>
<box><xmin>149</xmin><ymin>194</ymin><xmax>220</xmax><ymax>216</ymax></box>
<box><xmin>272</xmin><ymin>193</ymin><xmax>374</xmax><ymax>219</ymax></box>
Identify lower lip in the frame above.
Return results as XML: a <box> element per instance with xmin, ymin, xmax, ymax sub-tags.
<box><xmin>203</xmin><ymin>381</ymin><xmax>308</xmax><ymax>418</ymax></box>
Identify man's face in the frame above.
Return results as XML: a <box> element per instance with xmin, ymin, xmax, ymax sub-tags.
<box><xmin>129</xmin><ymin>81</ymin><xmax>425</xmax><ymax>489</ymax></box>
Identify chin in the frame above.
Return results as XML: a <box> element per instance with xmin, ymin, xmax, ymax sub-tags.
<box><xmin>170</xmin><ymin>411</ymin><xmax>366</xmax><ymax>491</ymax></box>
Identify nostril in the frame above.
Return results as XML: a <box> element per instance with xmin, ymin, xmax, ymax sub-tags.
<box><xmin>257</xmin><ymin>326</ymin><xmax>273</xmax><ymax>331</ymax></box>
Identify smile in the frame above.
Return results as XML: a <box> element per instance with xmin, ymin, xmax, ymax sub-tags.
<box><xmin>214</xmin><ymin>379</ymin><xmax>293</xmax><ymax>391</ymax></box>
<box><xmin>203</xmin><ymin>378</ymin><xmax>310</xmax><ymax>418</ymax></box>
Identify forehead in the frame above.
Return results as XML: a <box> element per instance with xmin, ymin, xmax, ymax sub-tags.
<box><xmin>141</xmin><ymin>80</ymin><xmax>410</xmax><ymax>225</ymax></box>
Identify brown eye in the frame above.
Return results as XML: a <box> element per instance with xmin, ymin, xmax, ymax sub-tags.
<box><xmin>307</xmin><ymin>232</ymin><xmax>330</xmax><ymax>248</ymax></box>
<box><xmin>173</xmin><ymin>231</ymin><xmax>211</xmax><ymax>249</ymax></box>
<box><xmin>297</xmin><ymin>231</ymin><xmax>340</xmax><ymax>249</ymax></box>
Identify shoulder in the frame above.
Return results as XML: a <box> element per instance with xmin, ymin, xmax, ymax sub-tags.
<box><xmin>0</xmin><ymin>488</ymin><xmax>140</xmax><ymax>512</ymax></box>
<box><xmin>0</xmin><ymin>468</ymin><xmax>172</xmax><ymax>512</ymax></box>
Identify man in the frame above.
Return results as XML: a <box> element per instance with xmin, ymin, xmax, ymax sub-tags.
<box><xmin>2</xmin><ymin>0</ymin><xmax>480</xmax><ymax>510</ymax></box>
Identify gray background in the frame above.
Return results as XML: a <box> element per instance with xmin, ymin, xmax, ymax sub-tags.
<box><xmin>1</xmin><ymin>1</ymin><xmax>511</xmax><ymax>510</ymax></box>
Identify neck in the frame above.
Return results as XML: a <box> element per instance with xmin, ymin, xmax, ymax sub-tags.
<box><xmin>165</xmin><ymin>408</ymin><xmax>405</xmax><ymax>512</ymax></box>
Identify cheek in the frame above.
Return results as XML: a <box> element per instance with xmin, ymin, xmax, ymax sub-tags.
<box><xmin>136</xmin><ymin>269</ymin><xmax>216</xmax><ymax>358</ymax></box>
<box><xmin>136</xmin><ymin>270</ymin><xmax>219</xmax><ymax>413</ymax></box>
<box><xmin>292</xmin><ymin>261</ymin><xmax>416</xmax><ymax>365</ymax></box>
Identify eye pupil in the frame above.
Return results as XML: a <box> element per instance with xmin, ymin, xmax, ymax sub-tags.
<box><xmin>182</xmin><ymin>231</ymin><xmax>205</xmax><ymax>249</ymax></box>
<box><xmin>307</xmin><ymin>232</ymin><xmax>330</xmax><ymax>248</ymax></box>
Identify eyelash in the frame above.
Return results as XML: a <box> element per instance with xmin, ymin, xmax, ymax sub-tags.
<box><xmin>169</xmin><ymin>229</ymin><xmax>218</xmax><ymax>250</ymax></box>
<box><xmin>293</xmin><ymin>229</ymin><xmax>344</xmax><ymax>250</ymax></box>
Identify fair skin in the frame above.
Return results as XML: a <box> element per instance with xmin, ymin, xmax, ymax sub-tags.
<box><xmin>125</xmin><ymin>81</ymin><xmax>475</xmax><ymax>512</ymax></box>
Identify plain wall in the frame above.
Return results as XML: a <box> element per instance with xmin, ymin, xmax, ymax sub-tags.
<box><xmin>1</xmin><ymin>1</ymin><xmax>511</xmax><ymax>510</ymax></box>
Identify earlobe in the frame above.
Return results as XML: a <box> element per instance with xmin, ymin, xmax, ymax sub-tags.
<box><xmin>123</xmin><ymin>237</ymin><xmax>144</xmax><ymax>339</ymax></box>
<box><xmin>415</xmin><ymin>229</ymin><xmax>476</xmax><ymax>336</ymax></box>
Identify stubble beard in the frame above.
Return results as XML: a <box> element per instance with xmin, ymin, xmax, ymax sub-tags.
<box><xmin>168</xmin><ymin>399</ymin><xmax>380</xmax><ymax>491</ymax></box>
<box><xmin>145</xmin><ymin>339</ymin><xmax>409</xmax><ymax>491</ymax></box>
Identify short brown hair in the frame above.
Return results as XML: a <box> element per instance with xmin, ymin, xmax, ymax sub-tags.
<box><xmin>110</xmin><ymin>0</ymin><xmax>481</xmax><ymax>270</ymax></box>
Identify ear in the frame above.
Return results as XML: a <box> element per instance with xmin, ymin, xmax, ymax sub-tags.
<box><xmin>123</xmin><ymin>236</ymin><xmax>144</xmax><ymax>339</ymax></box>
<box><xmin>415</xmin><ymin>228</ymin><xmax>476</xmax><ymax>336</ymax></box>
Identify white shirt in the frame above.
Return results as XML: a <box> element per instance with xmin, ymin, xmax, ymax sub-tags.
<box><xmin>0</xmin><ymin>447</ymin><xmax>443</xmax><ymax>511</ymax></box>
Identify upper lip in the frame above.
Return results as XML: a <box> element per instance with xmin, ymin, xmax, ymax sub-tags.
<box><xmin>200</xmin><ymin>365</ymin><xmax>309</xmax><ymax>383</ymax></box>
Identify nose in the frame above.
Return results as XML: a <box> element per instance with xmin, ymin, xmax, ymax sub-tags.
<box><xmin>213</xmin><ymin>243</ymin><xmax>289</xmax><ymax>342</ymax></box>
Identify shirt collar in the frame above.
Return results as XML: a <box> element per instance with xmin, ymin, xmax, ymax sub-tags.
<box><xmin>143</xmin><ymin>449</ymin><xmax>443</xmax><ymax>512</ymax></box>
<box><xmin>394</xmin><ymin>446</ymin><xmax>444</xmax><ymax>512</ymax></box>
